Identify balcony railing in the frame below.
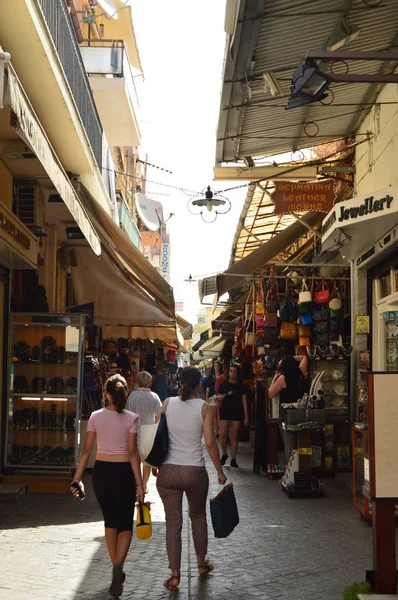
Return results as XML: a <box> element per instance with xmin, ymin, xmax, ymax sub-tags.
<box><xmin>80</xmin><ymin>39</ymin><xmax>140</xmax><ymax>108</ymax></box>
<box><xmin>36</xmin><ymin>0</ymin><xmax>103</xmax><ymax>170</ymax></box>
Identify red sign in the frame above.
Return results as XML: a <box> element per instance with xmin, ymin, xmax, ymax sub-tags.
<box><xmin>271</xmin><ymin>180</ymin><xmax>335</xmax><ymax>214</ymax></box>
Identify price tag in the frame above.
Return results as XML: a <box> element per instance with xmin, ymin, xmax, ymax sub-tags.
<box><xmin>298</xmin><ymin>447</ymin><xmax>313</xmax><ymax>455</ymax></box>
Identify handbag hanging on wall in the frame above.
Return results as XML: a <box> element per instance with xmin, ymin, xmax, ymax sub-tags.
<box><xmin>314</xmin><ymin>331</ymin><xmax>329</xmax><ymax>346</ymax></box>
<box><xmin>313</xmin><ymin>306</ymin><xmax>328</xmax><ymax>321</ymax></box>
<box><xmin>300</xmin><ymin>314</ymin><xmax>313</xmax><ymax>326</ymax></box>
<box><xmin>313</xmin><ymin>321</ymin><xmax>328</xmax><ymax>333</ymax></box>
<box><xmin>279</xmin><ymin>280</ymin><xmax>298</xmax><ymax>322</ymax></box>
<box><xmin>265</xmin><ymin>268</ymin><xmax>280</xmax><ymax>314</ymax></box>
<box><xmin>298</xmin><ymin>325</ymin><xmax>311</xmax><ymax>337</ymax></box>
<box><xmin>280</xmin><ymin>321</ymin><xmax>297</xmax><ymax>340</ymax></box>
<box><xmin>299</xmin><ymin>279</ymin><xmax>312</xmax><ymax>304</ymax></box>
<box><xmin>314</xmin><ymin>280</ymin><xmax>330</xmax><ymax>304</ymax></box>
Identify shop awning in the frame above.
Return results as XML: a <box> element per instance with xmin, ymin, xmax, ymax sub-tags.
<box><xmin>78</xmin><ymin>185</ymin><xmax>175</xmax><ymax>318</ymax></box>
<box><xmin>176</xmin><ymin>315</ymin><xmax>193</xmax><ymax>340</ymax></box>
<box><xmin>200</xmin><ymin>211</ymin><xmax>322</xmax><ymax>301</ymax></box>
<box><xmin>71</xmin><ymin>246</ymin><xmax>181</xmax><ymax>344</ymax></box>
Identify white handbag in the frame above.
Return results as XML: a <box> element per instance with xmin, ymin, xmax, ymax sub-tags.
<box><xmin>299</xmin><ymin>279</ymin><xmax>312</xmax><ymax>304</ymax></box>
<box><xmin>138</xmin><ymin>423</ymin><xmax>159</xmax><ymax>462</ymax></box>
<box><xmin>329</xmin><ymin>294</ymin><xmax>342</xmax><ymax>311</ymax></box>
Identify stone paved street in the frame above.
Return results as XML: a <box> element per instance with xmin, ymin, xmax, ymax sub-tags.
<box><xmin>0</xmin><ymin>444</ymin><xmax>382</xmax><ymax>600</ymax></box>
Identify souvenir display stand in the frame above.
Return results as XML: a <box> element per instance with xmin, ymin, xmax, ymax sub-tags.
<box><xmin>3</xmin><ymin>313</ymin><xmax>84</xmax><ymax>493</ymax></box>
<box><xmin>249</xmin><ymin>267</ymin><xmax>352</xmax><ymax>485</ymax></box>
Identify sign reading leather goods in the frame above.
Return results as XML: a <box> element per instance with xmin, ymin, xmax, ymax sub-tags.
<box><xmin>272</xmin><ymin>180</ymin><xmax>335</xmax><ymax>215</ymax></box>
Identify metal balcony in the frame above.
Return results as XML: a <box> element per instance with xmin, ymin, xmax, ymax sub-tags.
<box><xmin>36</xmin><ymin>0</ymin><xmax>103</xmax><ymax>169</ymax></box>
<box><xmin>80</xmin><ymin>40</ymin><xmax>141</xmax><ymax>147</ymax></box>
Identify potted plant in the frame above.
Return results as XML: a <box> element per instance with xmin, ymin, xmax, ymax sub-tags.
<box><xmin>343</xmin><ymin>581</ymin><xmax>372</xmax><ymax>600</ymax></box>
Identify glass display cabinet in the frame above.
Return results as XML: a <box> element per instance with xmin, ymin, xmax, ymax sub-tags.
<box><xmin>5</xmin><ymin>313</ymin><xmax>84</xmax><ymax>471</ymax></box>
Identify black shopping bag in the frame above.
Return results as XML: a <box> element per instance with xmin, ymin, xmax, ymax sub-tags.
<box><xmin>210</xmin><ymin>483</ymin><xmax>239</xmax><ymax>538</ymax></box>
<box><xmin>145</xmin><ymin>413</ymin><xmax>168</xmax><ymax>468</ymax></box>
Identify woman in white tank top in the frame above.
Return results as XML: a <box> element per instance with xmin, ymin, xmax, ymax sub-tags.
<box><xmin>156</xmin><ymin>367</ymin><xmax>227</xmax><ymax>592</ymax></box>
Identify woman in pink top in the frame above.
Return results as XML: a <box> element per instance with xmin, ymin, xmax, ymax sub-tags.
<box><xmin>71</xmin><ymin>374</ymin><xmax>144</xmax><ymax>599</ymax></box>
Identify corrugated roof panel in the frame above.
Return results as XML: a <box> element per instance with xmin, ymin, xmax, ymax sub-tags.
<box><xmin>218</xmin><ymin>0</ymin><xmax>398</xmax><ymax>162</ymax></box>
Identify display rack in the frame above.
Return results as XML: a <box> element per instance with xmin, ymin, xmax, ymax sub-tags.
<box><xmin>5</xmin><ymin>313</ymin><xmax>84</xmax><ymax>473</ymax></box>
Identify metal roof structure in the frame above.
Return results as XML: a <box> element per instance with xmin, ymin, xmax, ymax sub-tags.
<box><xmin>229</xmin><ymin>182</ymin><xmax>313</xmax><ymax>265</ymax></box>
<box><xmin>216</xmin><ymin>0</ymin><xmax>398</xmax><ymax>165</ymax></box>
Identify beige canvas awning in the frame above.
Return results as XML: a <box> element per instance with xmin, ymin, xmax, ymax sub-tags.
<box><xmin>78</xmin><ymin>185</ymin><xmax>175</xmax><ymax>317</ymax></box>
<box><xmin>71</xmin><ymin>246</ymin><xmax>181</xmax><ymax>344</ymax></box>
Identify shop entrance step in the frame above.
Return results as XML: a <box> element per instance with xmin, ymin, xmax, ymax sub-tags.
<box><xmin>2</xmin><ymin>473</ymin><xmax>71</xmax><ymax>494</ymax></box>
<box><xmin>0</xmin><ymin>484</ymin><xmax>26</xmax><ymax>503</ymax></box>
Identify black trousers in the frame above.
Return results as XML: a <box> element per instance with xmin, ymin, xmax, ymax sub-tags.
<box><xmin>92</xmin><ymin>461</ymin><xmax>136</xmax><ymax>532</ymax></box>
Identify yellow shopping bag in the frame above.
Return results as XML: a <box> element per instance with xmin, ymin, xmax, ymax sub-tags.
<box><xmin>135</xmin><ymin>501</ymin><xmax>152</xmax><ymax>541</ymax></box>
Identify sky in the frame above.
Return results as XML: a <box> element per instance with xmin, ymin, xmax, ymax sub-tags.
<box><xmin>131</xmin><ymin>0</ymin><xmax>249</xmax><ymax>323</ymax></box>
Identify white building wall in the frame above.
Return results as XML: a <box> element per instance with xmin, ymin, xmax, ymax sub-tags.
<box><xmin>355</xmin><ymin>84</ymin><xmax>398</xmax><ymax>196</ymax></box>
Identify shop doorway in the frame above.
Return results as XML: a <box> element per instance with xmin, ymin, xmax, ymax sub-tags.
<box><xmin>0</xmin><ymin>269</ymin><xmax>9</xmax><ymax>471</ymax></box>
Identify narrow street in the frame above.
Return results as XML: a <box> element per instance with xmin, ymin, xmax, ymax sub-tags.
<box><xmin>0</xmin><ymin>444</ymin><xmax>374</xmax><ymax>600</ymax></box>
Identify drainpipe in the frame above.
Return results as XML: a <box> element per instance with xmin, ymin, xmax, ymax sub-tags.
<box><xmin>66</xmin><ymin>0</ymin><xmax>84</xmax><ymax>44</ymax></box>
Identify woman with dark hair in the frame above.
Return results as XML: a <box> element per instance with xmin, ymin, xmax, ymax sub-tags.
<box><xmin>157</xmin><ymin>366</ymin><xmax>227</xmax><ymax>592</ymax></box>
<box><xmin>217</xmin><ymin>364</ymin><xmax>249</xmax><ymax>469</ymax></box>
<box><xmin>268</xmin><ymin>354</ymin><xmax>308</xmax><ymax>404</ymax></box>
<box><xmin>71</xmin><ymin>374</ymin><xmax>144</xmax><ymax>599</ymax></box>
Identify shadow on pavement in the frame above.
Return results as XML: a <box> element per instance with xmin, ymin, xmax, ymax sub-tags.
<box><xmin>0</xmin><ymin>474</ymin><xmax>102</xmax><ymax>530</ymax></box>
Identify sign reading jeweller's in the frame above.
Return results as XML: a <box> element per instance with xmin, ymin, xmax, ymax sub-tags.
<box><xmin>322</xmin><ymin>194</ymin><xmax>394</xmax><ymax>235</ymax></box>
<box><xmin>321</xmin><ymin>185</ymin><xmax>398</xmax><ymax>258</ymax></box>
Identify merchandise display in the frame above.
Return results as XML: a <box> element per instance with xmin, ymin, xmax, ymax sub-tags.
<box><xmin>6</xmin><ymin>313</ymin><xmax>84</xmax><ymax>470</ymax></box>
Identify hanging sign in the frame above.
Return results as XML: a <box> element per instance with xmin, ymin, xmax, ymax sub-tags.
<box><xmin>271</xmin><ymin>180</ymin><xmax>335</xmax><ymax>215</ymax></box>
<box><xmin>161</xmin><ymin>243</ymin><xmax>170</xmax><ymax>282</ymax></box>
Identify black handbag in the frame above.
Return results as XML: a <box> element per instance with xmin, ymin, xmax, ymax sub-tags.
<box><xmin>313</xmin><ymin>321</ymin><xmax>328</xmax><ymax>333</ymax></box>
<box><xmin>210</xmin><ymin>483</ymin><xmax>239</xmax><ymax>538</ymax></box>
<box><xmin>279</xmin><ymin>296</ymin><xmax>298</xmax><ymax>322</ymax></box>
<box><xmin>330</xmin><ymin>318</ymin><xmax>344</xmax><ymax>333</ymax></box>
<box><xmin>145</xmin><ymin>413</ymin><xmax>169</xmax><ymax>468</ymax></box>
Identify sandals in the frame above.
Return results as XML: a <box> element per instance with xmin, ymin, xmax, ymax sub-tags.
<box><xmin>199</xmin><ymin>561</ymin><xmax>214</xmax><ymax>577</ymax></box>
<box><xmin>163</xmin><ymin>575</ymin><xmax>180</xmax><ymax>591</ymax></box>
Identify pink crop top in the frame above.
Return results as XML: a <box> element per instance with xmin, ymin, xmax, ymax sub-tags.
<box><xmin>87</xmin><ymin>408</ymin><xmax>139</xmax><ymax>455</ymax></box>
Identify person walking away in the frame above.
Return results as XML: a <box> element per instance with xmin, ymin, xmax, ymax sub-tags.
<box><xmin>157</xmin><ymin>366</ymin><xmax>227</xmax><ymax>591</ymax></box>
<box><xmin>217</xmin><ymin>364</ymin><xmax>249</xmax><ymax>468</ymax></box>
<box><xmin>268</xmin><ymin>355</ymin><xmax>308</xmax><ymax>460</ymax></box>
<box><xmin>126</xmin><ymin>370</ymin><xmax>162</xmax><ymax>493</ymax></box>
<box><xmin>71</xmin><ymin>375</ymin><xmax>144</xmax><ymax>599</ymax></box>
<box><xmin>202</xmin><ymin>365</ymin><xmax>215</xmax><ymax>402</ymax></box>
<box><xmin>152</xmin><ymin>361</ymin><xmax>168</xmax><ymax>401</ymax></box>
<box><xmin>212</xmin><ymin>361</ymin><xmax>224</xmax><ymax>436</ymax></box>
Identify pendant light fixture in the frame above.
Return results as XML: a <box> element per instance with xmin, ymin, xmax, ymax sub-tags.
<box><xmin>188</xmin><ymin>186</ymin><xmax>231</xmax><ymax>223</ymax></box>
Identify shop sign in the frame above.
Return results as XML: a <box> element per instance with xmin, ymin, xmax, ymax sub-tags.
<box><xmin>161</xmin><ymin>243</ymin><xmax>170</xmax><ymax>282</ymax></box>
<box><xmin>337</xmin><ymin>195</ymin><xmax>393</xmax><ymax>224</ymax></box>
<box><xmin>6</xmin><ymin>67</ymin><xmax>101</xmax><ymax>257</ymax></box>
<box><xmin>0</xmin><ymin>201</ymin><xmax>37</xmax><ymax>267</ymax></box>
<box><xmin>272</xmin><ymin>180</ymin><xmax>335</xmax><ymax>215</ymax></box>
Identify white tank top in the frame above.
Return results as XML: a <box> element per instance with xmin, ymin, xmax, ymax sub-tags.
<box><xmin>163</xmin><ymin>396</ymin><xmax>205</xmax><ymax>467</ymax></box>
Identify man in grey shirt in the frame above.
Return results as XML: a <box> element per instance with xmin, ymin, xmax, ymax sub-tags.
<box><xmin>126</xmin><ymin>371</ymin><xmax>162</xmax><ymax>492</ymax></box>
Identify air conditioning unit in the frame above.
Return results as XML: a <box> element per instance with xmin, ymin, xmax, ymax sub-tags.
<box><xmin>14</xmin><ymin>184</ymin><xmax>45</xmax><ymax>236</ymax></box>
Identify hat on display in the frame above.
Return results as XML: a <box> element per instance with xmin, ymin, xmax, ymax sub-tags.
<box><xmin>32</xmin><ymin>377</ymin><xmax>46</xmax><ymax>394</ymax></box>
<box><xmin>49</xmin><ymin>377</ymin><xmax>65</xmax><ymax>394</ymax></box>
<box><xmin>65</xmin><ymin>377</ymin><xmax>78</xmax><ymax>394</ymax></box>
<box><xmin>14</xmin><ymin>376</ymin><xmax>28</xmax><ymax>393</ymax></box>
<box><xmin>31</xmin><ymin>346</ymin><xmax>42</xmax><ymax>363</ymax></box>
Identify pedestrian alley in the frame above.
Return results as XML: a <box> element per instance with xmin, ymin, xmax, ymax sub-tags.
<box><xmin>0</xmin><ymin>444</ymin><xmax>377</xmax><ymax>600</ymax></box>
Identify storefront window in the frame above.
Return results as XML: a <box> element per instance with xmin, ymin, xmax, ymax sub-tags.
<box><xmin>379</xmin><ymin>271</ymin><xmax>392</xmax><ymax>298</ymax></box>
